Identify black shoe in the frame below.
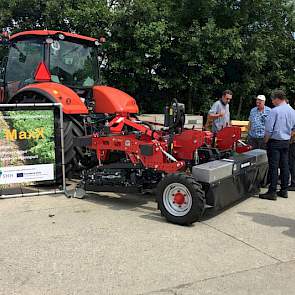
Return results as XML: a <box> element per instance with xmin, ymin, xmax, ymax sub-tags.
<box><xmin>288</xmin><ymin>186</ymin><xmax>295</xmax><ymax>191</ymax></box>
<box><xmin>259</xmin><ymin>191</ymin><xmax>277</xmax><ymax>200</ymax></box>
<box><xmin>277</xmin><ymin>190</ymin><xmax>288</xmax><ymax>198</ymax></box>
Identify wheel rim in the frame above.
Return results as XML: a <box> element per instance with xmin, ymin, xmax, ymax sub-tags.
<box><xmin>162</xmin><ymin>182</ymin><xmax>193</xmax><ymax>217</ymax></box>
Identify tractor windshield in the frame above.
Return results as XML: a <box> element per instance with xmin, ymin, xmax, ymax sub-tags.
<box><xmin>5</xmin><ymin>38</ymin><xmax>44</xmax><ymax>97</ymax></box>
<box><xmin>49</xmin><ymin>40</ymin><xmax>98</xmax><ymax>87</ymax></box>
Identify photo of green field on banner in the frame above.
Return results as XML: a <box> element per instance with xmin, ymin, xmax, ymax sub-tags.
<box><xmin>0</xmin><ymin>109</ymin><xmax>56</xmax><ymax>186</ymax></box>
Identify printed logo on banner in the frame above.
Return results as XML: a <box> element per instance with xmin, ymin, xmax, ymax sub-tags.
<box><xmin>4</xmin><ymin>128</ymin><xmax>45</xmax><ymax>141</ymax></box>
<box><xmin>0</xmin><ymin>164</ymin><xmax>54</xmax><ymax>185</ymax></box>
<box><xmin>0</xmin><ymin>170</ymin><xmax>14</xmax><ymax>180</ymax></box>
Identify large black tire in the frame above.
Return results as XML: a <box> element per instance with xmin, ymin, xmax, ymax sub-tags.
<box><xmin>156</xmin><ymin>173</ymin><xmax>205</xmax><ymax>225</ymax></box>
<box><xmin>57</xmin><ymin>114</ymin><xmax>87</xmax><ymax>179</ymax></box>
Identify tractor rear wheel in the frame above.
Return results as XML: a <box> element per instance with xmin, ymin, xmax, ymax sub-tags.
<box><xmin>156</xmin><ymin>173</ymin><xmax>205</xmax><ymax>225</ymax></box>
<box><xmin>59</xmin><ymin>114</ymin><xmax>86</xmax><ymax>177</ymax></box>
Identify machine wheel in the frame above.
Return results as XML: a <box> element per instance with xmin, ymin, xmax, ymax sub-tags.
<box><xmin>62</xmin><ymin>115</ymin><xmax>86</xmax><ymax>174</ymax></box>
<box><xmin>156</xmin><ymin>173</ymin><xmax>205</xmax><ymax>225</ymax></box>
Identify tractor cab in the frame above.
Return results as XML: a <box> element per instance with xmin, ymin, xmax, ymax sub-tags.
<box><xmin>1</xmin><ymin>30</ymin><xmax>102</xmax><ymax>101</ymax></box>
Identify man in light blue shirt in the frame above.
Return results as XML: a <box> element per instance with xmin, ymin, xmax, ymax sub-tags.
<box><xmin>208</xmin><ymin>90</ymin><xmax>232</xmax><ymax>133</ymax></box>
<box><xmin>259</xmin><ymin>90</ymin><xmax>295</xmax><ymax>200</ymax></box>
<box><xmin>248</xmin><ymin>95</ymin><xmax>271</xmax><ymax>149</ymax></box>
<box><xmin>289</xmin><ymin>133</ymin><xmax>295</xmax><ymax>191</ymax></box>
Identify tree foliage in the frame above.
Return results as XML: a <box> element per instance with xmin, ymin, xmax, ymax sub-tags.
<box><xmin>0</xmin><ymin>0</ymin><xmax>295</xmax><ymax>118</ymax></box>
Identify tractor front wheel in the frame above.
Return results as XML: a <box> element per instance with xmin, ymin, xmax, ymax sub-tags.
<box><xmin>156</xmin><ymin>173</ymin><xmax>205</xmax><ymax>225</ymax></box>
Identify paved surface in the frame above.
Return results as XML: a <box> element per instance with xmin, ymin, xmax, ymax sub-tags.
<box><xmin>1</xmin><ymin>188</ymin><xmax>295</xmax><ymax>295</ymax></box>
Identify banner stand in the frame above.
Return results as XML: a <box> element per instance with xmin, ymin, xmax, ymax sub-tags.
<box><xmin>0</xmin><ymin>103</ymin><xmax>66</xmax><ymax>199</ymax></box>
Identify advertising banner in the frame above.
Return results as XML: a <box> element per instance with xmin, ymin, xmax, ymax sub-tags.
<box><xmin>0</xmin><ymin>108</ymin><xmax>56</xmax><ymax>185</ymax></box>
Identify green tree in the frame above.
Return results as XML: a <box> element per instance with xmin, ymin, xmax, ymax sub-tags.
<box><xmin>0</xmin><ymin>0</ymin><xmax>295</xmax><ymax>118</ymax></box>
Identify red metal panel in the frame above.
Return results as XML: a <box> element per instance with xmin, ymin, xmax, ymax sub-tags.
<box><xmin>21</xmin><ymin>82</ymin><xmax>88</xmax><ymax>114</ymax></box>
<box><xmin>173</xmin><ymin>130</ymin><xmax>206</xmax><ymax>160</ymax></box>
<box><xmin>215</xmin><ymin>126</ymin><xmax>241</xmax><ymax>150</ymax></box>
<box><xmin>90</xmin><ymin>134</ymin><xmax>185</xmax><ymax>173</ymax></box>
<box><xmin>236</xmin><ymin>145</ymin><xmax>251</xmax><ymax>153</ymax></box>
<box><xmin>93</xmin><ymin>86</ymin><xmax>139</xmax><ymax>114</ymax></box>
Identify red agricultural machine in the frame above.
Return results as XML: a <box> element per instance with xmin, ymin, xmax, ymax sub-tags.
<box><xmin>0</xmin><ymin>30</ymin><xmax>268</xmax><ymax>225</ymax></box>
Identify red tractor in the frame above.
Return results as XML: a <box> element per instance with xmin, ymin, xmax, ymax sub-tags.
<box><xmin>0</xmin><ymin>30</ymin><xmax>268</xmax><ymax>225</ymax></box>
<box><xmin>0</xmin><ymin>30</ymin><xmax>106</xmax><ymax>173</ymax></box>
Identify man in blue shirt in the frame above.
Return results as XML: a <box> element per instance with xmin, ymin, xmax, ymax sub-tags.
<box><xmin>259</xmin><ymin>90</ymin><xmax>295</xmax><ymax>200</ymax></box>
<box><xmin>248</xmin><ymin>95</ymin><xmax>271</xmax><ymax>149</ymax></box>
<box><xmin>289</xmin><ymin>133</ymin><xmax>295</xmax><ymax>191</ymax></box>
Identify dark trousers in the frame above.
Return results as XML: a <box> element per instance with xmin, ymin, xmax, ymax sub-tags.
<box><xmin>267</xmin><ymin>139</ymin><xmax>290</xmax><ymax>192</ymax></box>
<box><xmin>289</xmin><ymin>143</ymin><xmax>295</xmax><ymax>187</ymax></box>
<box><xmin>248</xmin><ymin>136</ymin><xmax>266</xmax><ymax>149</ymax></box>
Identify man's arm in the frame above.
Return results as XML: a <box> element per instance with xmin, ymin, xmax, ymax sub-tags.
<box><xmin>248</xmin><ymin>121</ymin><xmax>251</xmax><ymax>132</ymax></box>
<box><xmin>226</xmin><ymin>107</ymin><xmax>230</xmax><ymax>126</ymax></box>
<box><xmin>291</xmin><ymin>116</ymin><xmax>295</xmax><ymax>143</ymax></box>
<box><xmin>208</xmin><ymin>101</ymin><xmax>224</xmax><ymax>120</ymax></box>
<box><xmin>264</xmin><ymin>110</ymin><xmax>276</xmax><ymax>143</ymax></box>
<box><xmin>264</xmin><ymin>134</ymin><xmax>271</xmax><ymax>143</ymax></box>
<box><xmin>208</xmin><ymin>113</ymin><xmax>224</xmax><ymax>120</ymax></box>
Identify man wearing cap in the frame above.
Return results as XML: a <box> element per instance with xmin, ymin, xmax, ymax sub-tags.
<box><xmin>259</xmin><ymin>89</ymin><xmax>295</xmax><ymax>200</ymax></box>
<box><xmin>248</xmin><ymin>95</ymin><xmax>271</xmax><ymax>149</ymax></box>
<box><xmin>207</xmin><ymin>90</ymin><xmax>233</xmax><ymax>133</ymax></box>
